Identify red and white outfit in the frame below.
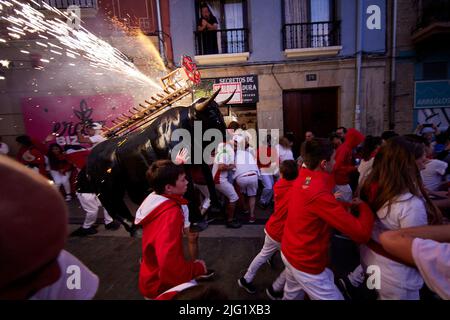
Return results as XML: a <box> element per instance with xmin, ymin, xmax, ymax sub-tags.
<box><xmin>281</xmin><ymin>168</ymin><xmax>374</xmax><ymax>300</ymax></box>
<box><xmin>212</xmin><ymin>142</ymin><xmax>239</xmax><ymax>202</ymax></box>
<box><xmin>135</xmin><ymin>192</ymin><xmax>206</xmax><ymax>299</ymax></box>
<box><xmin>243</xmin><ymin>177</ymin><xmax>295</xmax><ymax>290</ymax></box>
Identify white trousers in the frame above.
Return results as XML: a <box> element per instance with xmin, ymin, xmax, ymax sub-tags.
<box><xmin>244</xmin><ymin>233</ymin><xmax>286</xmax><ymax>292</ymax></box>
<box><xmin>347</xmin><ymin>264</ymin><xmax>365</xmax><ymax>287</ymax></box>
<box><xmin>50</xmin><ymin>170</ymin><xmax>71</xmax><ymax>195</ymax></box>
<box><xmin>194</xmin><ymin>184</ymin><xmax>211</xmax><ymax>210</ymax></box>
<box><xmin>259</xmin><ymin>174</ymin><xmax>274</xmax><ymax>205</ymax></box>
<box><xmin>377</xmin><ymin>281</ymin><xmax>420</xmax><ymax>300</ymax></box>
<box><xmin>281</xmin><ymin>253</ymin><xmax>344</xmax><ymax>300</ymax></box>
<box><xmin>76</xmin><ymin>192</ymin><xmax>113</xmax><ymax>229</ymax></box>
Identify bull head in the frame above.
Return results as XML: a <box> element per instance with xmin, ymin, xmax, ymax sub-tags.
<box><xmin>194</xmin><ymin>88</ymin><xmax>236</xmax><ymax>111</ymax></box>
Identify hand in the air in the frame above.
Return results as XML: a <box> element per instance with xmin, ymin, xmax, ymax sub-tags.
<box><xmin>174</xmin><ymin>147</ymin><xmax>190</xmax><ymax>165</ymax></box>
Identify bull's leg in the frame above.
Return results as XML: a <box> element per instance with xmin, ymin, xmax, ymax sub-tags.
<box><xmin>184</xmin><ymin>169</ymin><xmax>208</xmax><ymax>233</ymax></box>
<box><xmin>97</xmin><ymin>183</ymin><xmax>137</xmax><ymax>236</ymax></box>
<box><xmin>201</xmin><ymin>163</ymin><xmax>220</xmax><ymax>208</ymax></box>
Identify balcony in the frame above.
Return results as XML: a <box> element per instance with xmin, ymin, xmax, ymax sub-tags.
<box><xmin>31</xmin><ymin>0</ymin><xmax>98</xmax><ymax>18</ymax></box>
<box><xmin>412</xmin><ymin>0</ymin><xmax>450</xmax><ymax>44</ymax></box>
<box><xmin>282</xmin><ymin>21</ymin><xmax>342</xmax><ymax>59</ymax></box>
<box><xmin>194</xmin><ymin>28</ymin><xmax>250</xmax><ymax>65</ymax></box>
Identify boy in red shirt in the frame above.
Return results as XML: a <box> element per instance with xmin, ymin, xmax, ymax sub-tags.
<box><xmin>281</xmin><ymin>138</ymin><xmax>374</xmax><ymax>300</ymax></box>
<box><xmin>238</xmin><ymin>160</ymin><xmax>298</xmax><ymax>299</ymax></box>
<box><xmin>135</xmin><ymin>160</ymin><xmax>212</xmax><ymax>299</ymax></box>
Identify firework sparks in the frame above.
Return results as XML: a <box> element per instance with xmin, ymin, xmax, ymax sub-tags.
<box><xmin>0</xmin><ymin>0</ymin><xmax>160</xmax><ymax>88</ymax></box>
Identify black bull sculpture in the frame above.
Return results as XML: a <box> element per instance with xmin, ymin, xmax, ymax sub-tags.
<box><xmin>85</xmin><ymin>89</ymin><xmax>233</xmax><ymax>236</ymax></box>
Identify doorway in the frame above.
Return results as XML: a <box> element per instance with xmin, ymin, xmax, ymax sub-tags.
<box><xmin>283</xmin><ymin>87</ymin><xmax>338</xmax><ymax>158</ymax></box>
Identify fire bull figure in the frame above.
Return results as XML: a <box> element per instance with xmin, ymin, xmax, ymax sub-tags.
<box><xmin>85</xmin><ymin>89</ymin><xmax>232</xmax><ymax>236</ymax></box>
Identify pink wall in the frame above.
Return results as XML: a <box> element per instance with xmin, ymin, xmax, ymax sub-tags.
<box><xmin>21</xmin><ymin>94</ymin><xmax>134</xmax><ymax>145</ymax></box>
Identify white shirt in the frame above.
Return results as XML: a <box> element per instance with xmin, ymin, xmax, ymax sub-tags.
<box><xmin>211</xmin><ymin>142</ymin><xmax>235</xmax><ymax>184</ymax></box>
<box><xmin>0</xmin><ymin>142</ymin><xmax>9</xmax><ymax>155</ymax></box>
<box><xmin>421</xmin><ymin>159</ymin><xmax>448</xmax><ymax>191</ymax></box>
<box><xmin>29</xmin><ymin>250</ymin><xmax>99</xmax><ymax>300</ymax></box>
<box><xmin>358</xmin><ymin>158</ymin><xmax>374</xmax><ymax>186</ymax></box>
<box><xmin>89</xmin><ymin>133</ymin><xmax>106</xmax><ymax>147</ymax></box>
<box><xmin>275</xmin><ymin>144</ymin><xmax>294</xmax><ymax>163</ymax></box>
<box><xmin>412</xmin><ymin>238</ymin><xmax>450</xmax><ymax>300</ymax></box>
<box><xmin>233</xmin><ymin>149</ymin><xmax>259</xmax><ymax>180</ymax></box>
<box><xmin>361</xmin><ymin>193</ymin><xmax>428</xmax><ymax>291</ymax></box>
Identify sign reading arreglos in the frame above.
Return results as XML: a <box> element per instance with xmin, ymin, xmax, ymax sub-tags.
<box><xmin>207</xmin><ymin>75</ymin><xmax>259</xmax><ymax>104</ymax></box>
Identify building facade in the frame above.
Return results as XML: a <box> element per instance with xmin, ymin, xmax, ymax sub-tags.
<box><xmin>169</xmin><ymin>0</ymin><xmax>391</xmax><ymax>146</ymax></box>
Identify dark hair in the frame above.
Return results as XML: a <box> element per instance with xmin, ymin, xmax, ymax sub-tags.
<box><xmin>303</xmin><ymin>138</ymin><xmax>334</xmax><ymax>170</ymax></box>
<box><xmin>146</xmin><ymin>160</ymin><xmax>185</xmax><ymax>194</ymax></box>
<box><xmin>381</xmin><ymin>130</ymin><xmax>398</xmax><ymax>141</ymax></box>
<box><xmin>47</xmin><ymin>143</ymin><xmax>66</xmax><ymax>170</ymax></box>
<box><xmin>329</xmin><ymin>133</ymin><xmax>341</xmax><ymax>140</ymax></box>
<box><xmin>16</xmin><ymin>135</ymin><xmax>33</xmax><ymax>147</ymax></box>
<box><xmin>361</xmin><ymin>135</ymin><xmax>382</xmax><ymax>161</ymax></box>
<box><xmin>403</xmin><ymin>133</ymin><xmax>430</xmax><ymax>148</ymax></box>
<box><xmin>173</xmin><ymin>284</ymin><xmax>228</xmax><ymax>300</ymax></box>
<box><xmin>337</xmin><ymin>126</ymin><xmax>347</xmax><ymax>134</ymax></box>
<box><xmin>227</xmin><ymin>121</ymin><xmax>240</xmax><ymax>131</ymax></box>
<box><xmin>361</xmin><ymin>136</ymin><xmax>442</xmax><ymax>225</ymax></box>
<box><xmin>280</xmin><ymin>160</ymin><xmax>298</xmax><ymax>181</ymax></box>
<box><xmin>279</xmin><ymin>136</ymin><xmax>291</xmax><ymax>149</ymax></box>
<box><xmin>199</xmin><ymin>2</ymin><xmax>216</xmax><ymax>19</ymax></box>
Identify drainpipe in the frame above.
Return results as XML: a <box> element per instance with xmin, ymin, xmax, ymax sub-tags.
<box><xmin>389</xmin><ymin>0</ymin><xmax>398</xmax><ymax>130</ymax></box>
<box><xmin>355</xmin><ymin>0</ymin><xmax>363</xmax><ymax>131</ymax></box>
<box><xmin>155</xmin><ymin>0</ymin><xmax>167</xmax><ymax>66</ymax></box>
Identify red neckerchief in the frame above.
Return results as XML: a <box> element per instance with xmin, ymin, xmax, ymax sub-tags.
<box><xmin>162</xmin><ymin>193</ymin><xmax>189</xmax><ymax>206</ymax></box>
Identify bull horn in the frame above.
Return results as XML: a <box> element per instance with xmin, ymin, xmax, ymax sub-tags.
<box><xmin>195</xmin><ymin>88</ymin><xmax>221</xmax><ymax>112</ymax></box>
<box><xmin>218</xmin><ymin>89</ymin><xmax>236</xmax><ymax>108</ymax></box>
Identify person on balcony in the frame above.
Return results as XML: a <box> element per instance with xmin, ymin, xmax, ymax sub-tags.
<box><xmin>197</xmin><ymin>3</ymin><xmax>219</xmax><ymax>55</ymax></box>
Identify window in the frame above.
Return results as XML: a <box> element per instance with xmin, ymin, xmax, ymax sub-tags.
<box><xmin>283</xmin><ymin>0</ymin><xmax>339</xmax><ymax>49</ymax></box>
<box><xmin>194</xmin><ymin>0</ymin><xmax>249</xmax><ymax>55</ymax></box>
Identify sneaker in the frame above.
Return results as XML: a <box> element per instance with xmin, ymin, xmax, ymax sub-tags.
<box><xmin>266</xmin><ymin>286</ymin><xmax>283</xmax><ymax>300</ymax></box>
<box><xmin>336</xmin><ymin>276</ymin><xmax>356</xmax><ymax>301</ymax></box>
<box><xmin>238</xmin><ymin>277</ymin><xmax>256</xmax><ymax>294</ymax></box>
<box><xmin>190</xmin><ymin>220</ymin><xmax>209</xmax><ymax>232</ymax></box>
<box><xmin>70</xmin><ymin>226</ymin><xmax>97</xmax><ymax>237</ymax></box>
<box><xmin>226</xmin><ymin>219</ymin><xmax>242</xmax><ymax>229</ymax></box>
<box><xmin>105</xmin><ymin>220</ymin><xmax>121</xmax><ymax>230</ymax></box>
<box><xmin>249</xmin><ymin>216</ymin><xmax>256</xmax><ymax>223</ymax></box>
<box><xmin>196</xmin><ymin>269</ymin><xmax>216</xmax><ymax>281</ymax></box>
<box><xmin>65</xmin><ymin>195</ymin><xmax>72</xmax><ymax>202</ymax></box>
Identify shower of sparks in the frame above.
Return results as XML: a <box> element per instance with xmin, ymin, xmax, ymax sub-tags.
<box><xmin>0</xmin><ymin>0</ymin><xmax>160</xmax><ymax>88</ymax></box>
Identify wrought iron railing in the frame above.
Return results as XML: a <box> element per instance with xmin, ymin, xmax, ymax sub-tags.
<box><xmin>194</xmin><ymin>28</ymin><xmax>249</xmax><ymax>55</ymax></box>
<box><xmin>416</xmin><ymin>0</ymin><xmax>450</xmax><ymax>30</ymax></box>
<box><xmin>283</xmin><ymin>21</ymin><xmax>341</xmax><ymax>50</ymax></box>
<box><xmin>31</xmin><ymin>0</ymin><xmax>97</xmax><ymax>10</ymax></box>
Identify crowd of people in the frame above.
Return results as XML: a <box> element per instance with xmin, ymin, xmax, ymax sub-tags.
<box><xmin>1</xmin><ymin>121</ymin><xmax>450</xmax><ymax>301</ymax></box>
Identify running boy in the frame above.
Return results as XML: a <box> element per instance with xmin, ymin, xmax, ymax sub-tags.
<box><xmin>281</xmin><ymin>138</ymin><xmax>374</xmax><ymax>300</ymax></box>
